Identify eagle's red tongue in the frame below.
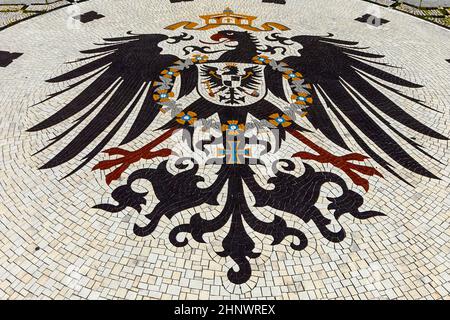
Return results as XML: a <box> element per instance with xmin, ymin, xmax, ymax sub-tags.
<box><xmin>200</xmin><ymin>33</ymin><xmax>232</xmax><ymax>45</ymax></box>
<box><xmin>210</xmin><ymin>33</ymin><xmax>228</xmax><ymax>42</ymax></box>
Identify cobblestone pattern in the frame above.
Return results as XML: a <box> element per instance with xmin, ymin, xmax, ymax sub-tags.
<box><xmin>0</xmin><ymin>0</ymin><xmax>70</xmax><ymax>30</ymax></box>
<box><xmin>0</xmin><ymin>0</ymin><xmax>449</xmax><ymax>300</ymax></box>
<box><xmin>1</xmin><ymin>1</ymin><xmax>449</xmax><ymax>30</ymax></box>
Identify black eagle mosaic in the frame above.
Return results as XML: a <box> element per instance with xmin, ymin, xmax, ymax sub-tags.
<box><xmin>29</xmin><ymin>6</ymin><xmax>448</xmax><ymax>285</ymax></box>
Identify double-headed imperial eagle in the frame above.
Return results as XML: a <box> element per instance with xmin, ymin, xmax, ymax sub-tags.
<box><xmin>29</xmin><ymin>25</ymin><xmax>446</xmax><ymax>284</ymax></box>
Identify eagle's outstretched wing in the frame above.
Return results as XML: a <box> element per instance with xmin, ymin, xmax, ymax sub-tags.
<box><xmin>28</xmin><ymin>33</ymin><xmax>196</xmax><ymax>176</ymax></box>
<box><xmin>199</xmin><ymin>65</ymin><xmax>222</xmax><ymax>89</ymax></box>
<box><xmin>266</xmin><ymin>34</ymin><xmax>447</xmax><ymax>182</ymax></box>
<box><xmin>241</xmin><ymin>65</ymin><xmax>263</xmax><ymax>90</ymax></box>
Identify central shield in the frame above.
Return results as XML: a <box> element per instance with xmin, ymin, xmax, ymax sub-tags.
<box><xmin>197</xmin><ymin>62</ymin><xmax>267</xmax><ymax>107</ymax></box>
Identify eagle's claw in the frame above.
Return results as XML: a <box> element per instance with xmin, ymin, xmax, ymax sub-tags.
<box><xmin>102</xmin><ymin>147</ymin><xmax>133</xmax><ymax>156</ymax></box>
<box><xmin>293</xmin><ymin>151</ymin><xmax>382</xmax><ymax>191</ymax></box>
<box><xmin>93</xmin><ymin>146</ymin><xmax>172</xmax><ymax>185</ymax></box>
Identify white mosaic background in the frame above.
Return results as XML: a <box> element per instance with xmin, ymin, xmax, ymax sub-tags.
<box><xmin>0</xmin><ymin>0</ymin><xmax>449</xmax><ymax>299</ymax></box>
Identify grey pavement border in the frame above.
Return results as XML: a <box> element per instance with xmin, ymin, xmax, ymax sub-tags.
<box><xmin>362</xmin><ymin>0</ymin><xmax>450</xmax><ymax>29</ymax></box>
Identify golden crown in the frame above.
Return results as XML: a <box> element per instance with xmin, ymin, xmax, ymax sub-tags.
<box><xmin>225</xmin><ymin>62</ymin><xmax>238</xmax><ymax>67</ymax></box>
<box><xmin>165</xmin><ymin>7</ymin><xmax>289</xmax><ymax>32</ymax></box>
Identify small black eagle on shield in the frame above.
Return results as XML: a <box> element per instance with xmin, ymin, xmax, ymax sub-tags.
<box><xmin>199</xmin><ymin>63</ymin><xmax>264</xmax><ymax>106</ymax></box>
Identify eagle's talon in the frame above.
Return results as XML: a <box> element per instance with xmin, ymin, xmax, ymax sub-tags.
<box><xmin>340</xmin><ymin>153</ymin><xmax>369</xmax><ymax>162</ymax></box>
<box><xmin>105</xmin><ymin>165</ymin><xmax>129</xmax><ymax>185</ymax></box>
<box><xmin>103</xmin><ymin>147</ymin><xmax>132</xmax><ymax>156</ymax></box>
<box><xmin>93</xmin><ymin>147</ymin><xmax>173</xmax><ymax>185</ymax></box>
<box><xmin>92</xmin><ymin>157</ymin><xmax>127</xmax><ymax>171</ymax></box>
<box><xmin>292</xmin><ymin>151</ymin><xmax>320</xmax><ymax>161</ymax></box>
<box><xmin>293</xmin><ymin>150</ymin><xmax>383</xmax><ymax>191</ymax></box>
<box><xmin>288</xmin><ymin>130</ymin><xmax>383</xmax><ymax>191</ymax></box>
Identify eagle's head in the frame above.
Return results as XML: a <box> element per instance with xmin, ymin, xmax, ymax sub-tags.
<box><xmin>210</xmin><ymin>30</ymin><xmax>253</xmax><ymax>44</ymax></box>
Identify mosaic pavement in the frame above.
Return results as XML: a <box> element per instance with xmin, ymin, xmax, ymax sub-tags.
<box><xmin>0</xmin><ymin>0</ymin><xmax>449</xmax><ymax>300</ymax></box>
